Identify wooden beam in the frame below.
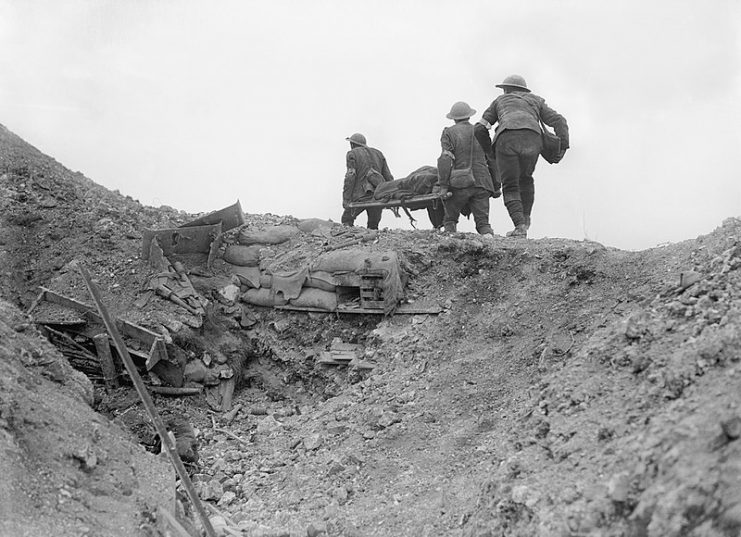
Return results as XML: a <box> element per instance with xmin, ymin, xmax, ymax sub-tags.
<box><xmin>26</xmin><ymin>289</ymin><xmax>47</xmax><ymax>315</ymax></box>
<box><xmin>273</xmin><ymin>303</ymin><xmax>443</xmax><ymax>315</ymax></box>
<box><xmin>220</xmin><ymin>378</ymin><xmax>235</xmax><ymax>412</ymax></box>
<box><xmin>93</xmin><ymin>333</ymin><xmax>119</xmax><ymax>388</ymax></box>
<box><xmin>39</xmin><ymin>288</ymin><xmax>171</xmax><ymax>366</ymax></box>
<box><xmin>75</xmin><ymin>262</ymin><xmax>218</xmax><ymax>537</ymax></box>
<box><xmin>41</xmin><ymin>288</ymin><xmax>164</xmax><ymax>344</ymax></box>
<box><xmin>149</xmin><ymin>386</ymin><xmax>202</xmax><ymax>396</ymax></box>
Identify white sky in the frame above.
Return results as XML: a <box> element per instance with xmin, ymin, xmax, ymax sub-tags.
<box><xmin>1</xmin><ymin>0</ymin><xmax>740</xmax><ymax>250</ymax></box>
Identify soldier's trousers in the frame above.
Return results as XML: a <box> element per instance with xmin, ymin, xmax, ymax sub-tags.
<box><xmin>495</xmin><ymin>129</ymin><xmax>542</xmax><ymax>227</ymax></box>
<box><xmin>442</xmin><ymin>186</ymin><xmax>493</xmax><ymax>234</ymax></box>
<box><xmin>341</xmin><ymin>207</ymin><xmax>383</xmax><ymax>230</ymax></box>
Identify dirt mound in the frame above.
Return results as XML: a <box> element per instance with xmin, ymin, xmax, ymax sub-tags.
<box><xmin>1</xmin><ymin>122</ymin><xmax>739</xmax><ymax>537</ymax></box>
<box><xmin>0</xmin><ymin>299</ymin><xmax>173</xmax><ymax>537</ymax></box>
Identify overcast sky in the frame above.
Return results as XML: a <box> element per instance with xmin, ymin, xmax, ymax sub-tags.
<box><xmin>1</xmin><ymin>0</ymin><xmax>740</xmax><ymax>250</ymax></box>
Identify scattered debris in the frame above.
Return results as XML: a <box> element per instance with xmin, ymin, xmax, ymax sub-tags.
<box><xmin>29</xmin><ymin>287</ymin><xmax>170</xmax><ymax>371</ymax></box>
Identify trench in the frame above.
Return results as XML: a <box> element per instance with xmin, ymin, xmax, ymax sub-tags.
<box><xmin>44</xmin><ymin>301</ymin><xmax>385</xmax><ymax>460</ymax></box>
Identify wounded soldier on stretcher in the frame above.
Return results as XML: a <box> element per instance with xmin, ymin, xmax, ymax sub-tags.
<box><xmin>351</xmin><ymin>165</ymin><xmax>481</xmax><ymax>230</ymax></box>
<box><xmin>370</xmin><ymin>165</ymin><xmax>445</xmax><ymax>229</ymax></box>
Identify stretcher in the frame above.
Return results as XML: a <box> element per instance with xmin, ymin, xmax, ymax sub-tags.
<box><xmin>346</xmin><ymin>193</ymin><xmax>446</xmax><ymax>228</ymax></box>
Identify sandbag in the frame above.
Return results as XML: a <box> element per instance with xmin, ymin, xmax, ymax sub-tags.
<box><xmin>238</xmin><ymin>225</ymin><xmax>300</xmax><ymax>246</ymax></box>
<box><xmin>241</xmin><ymin>288</ymin><xmax>288</xmax><ymax>307</ymax></box>
<box><xmin>311</xmin><ymin>249</ymin><xmax>369</xmax><ymax>273</ymax></box>
<box><xmin>256</xmin><ymin>272</ymin><xmax>328</xmax><ymax>292</ymax></box>
<box><xmin>289</xmin><ymin>288</ymin><xmax>338</xmax><ymax>311</ymax></box>
<box><xmin>305</xmin><ymin>271</ymin><xmax>337</xmax><ymax>292</ymax></box>
<box><xmin>223</xmin><ymin>244</ymin><xmax>261</xmax><ymax>267</ymax></box>
<box><xmin>272</xmin><ymin>267</ymin><xmax>308</xmax><ymax>301</ymax></box>
<box><xmin>225</xmin><ymin>264</ymin><xmax>262</xmax><ymax>288</ymax></box>
<box><xmin>297</xmin><ymin>218</ymin><xmax>334</xmax><ymax>233</ymax></box>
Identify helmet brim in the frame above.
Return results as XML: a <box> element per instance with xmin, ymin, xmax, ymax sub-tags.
<box><xmin>446</xmin><ymin>109</ymin><xmax>476</xmax><ymax>120</ymax></box>
<box><xmin>496</xmin><ymin>83</ymin><xmax>531</xmax><ymax>92</ymax></box>
<box><xmin>345</xmin><ymin>137</ymin><xmax>367</xmax><ymax>147</ymax></box>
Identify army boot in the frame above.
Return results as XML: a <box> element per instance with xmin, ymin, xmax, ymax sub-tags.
<box><xmin>506</xmin><ymin>224</ymin><xmax>528</xmax><ymax>238</ymax></box>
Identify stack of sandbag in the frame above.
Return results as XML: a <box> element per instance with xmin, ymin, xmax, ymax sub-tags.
<box><xmin>241</xmin><ymin>266</ymin><xmax>340</xmax><ymax>310</ymax></box>
<box><xmin>240</xmin><ymin>248</ymin><xmax>404</xmax><ymax>312</ymax></box>
<box><xmin>312</xmin><ymin>249</ymin><xmax>405</xmax><ymax>311</ymax></box>
<box><xmin>221</xmin><ymin>224</ymin><xmax>301</xmax><ymax>281</ymax></box>
<box><xmin>238</xmin><ymin>224</ymin><xmax>300</xmax><ymax>245</ymax></box>
<box><xmin>219</xmin><ymin>222</ymin><xmax>405</xmax><ymax>313</ymax></box>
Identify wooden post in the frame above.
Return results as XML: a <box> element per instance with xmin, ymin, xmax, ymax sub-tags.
<box><xmin>75</xmin><ymin>262</ymin><xmax>217</xmax><ymax>537</ymax></box>
<box><xmin>219</xmin><ymin>378</ymin><xmax>235</xmax><ymax>412</ymax></box>
<box><xmin>93</xmin><ymin>333</ymin><xmax>119</xmax><ymax>388</ymax></box>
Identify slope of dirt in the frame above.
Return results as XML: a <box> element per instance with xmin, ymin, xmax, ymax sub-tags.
<box><xmin>168</xmin><ymin>228</ymin><xmax>738</xmax><ymax>537</ymax></box>
<box><xmin>0</xmin><ymin>299</ymin><xmax>174</xmax><ymax>537</ymax></box>
<box><xmin>1</xmin><ymin>122</ymin><xmax>740</xmax><ymax>537</ymax></box>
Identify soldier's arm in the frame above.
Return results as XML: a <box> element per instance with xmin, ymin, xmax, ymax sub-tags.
<box><xmin>342</xmin><ymin>152</ymin><xmax>356</xmax><ymax>208</ymax></box>
<box><xmin>437</xmin><ymin>128</ymin><xmax>455</xmax><ymax>190</ymax></box>
<box><xmin>474</xmin><ymin>101</ymin><xmax>497</xmax><ymax>158</ymax></box>
<box><xmin>540</xmin><ymin>102</ymin><xmax>569</xmax><ymax>149</ymax></box>
<box><xmin>380</xmin><ymin>154</ymin><xmax>394</xmax><ymax>182</ymax></box>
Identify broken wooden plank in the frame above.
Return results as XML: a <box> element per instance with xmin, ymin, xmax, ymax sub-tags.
<box><xmin>318</xmin><ymin>350</ymin><xmax>356</xmax><ymax>362</ymax></box>
<box><xmin>126</xmin><ymin>347</ymin><xmax>150</xmax><ymax>362</ymax></box>
<box><xmin>147</xmin><ymin>337</ymin><xmax>168</xmax><ymax>371</ymax></box>
<box><xmin>93</xmin><ymin>333</ymin><xmax>119</xmax><ymax>388</ymax></box>
<box><xmin>317</xmin><ymin>355</ymin><xmax>343</xmax><ymax>366</ymax></box>
<box><xmin>141</xmin><ymin>223</ymin><xmax>222</xmax><ymax>260</ymax></box>
<box><xmin>39</xmin><ymin>288</ymin><xmax>95</xmax><ymax>315</ymax></box>
<box><xmin>273</xmin><ymin>303</ymin><xmax>442</xmax><ymax>315</ymax></box>
<box><xmin>328</xmin><ymin>351</ymin><xmax>356</xmax><ymax>362</ymax></box>
<box><xmin>40</xmin><ymin>288</ymin><xmax>165</xmax><ymax>345</ymax></box>
<box><xmin>219</xmin><ymin>377</ymin><xmax>236</xmax><ymax>412</ymax></box>
<box><xmin>274</xmin><ymin>305</ymin><xmax>335</xmax><ymax>313</ymax></box>
<box><xmin>349</xmin><ymin>358</ymin><xmax>375</xmax><ymax>370</ymax></box>
<box><xmin>395</xmin><ymin>303</ymin><xmax>444</xmax><ymax>314</ymax></box>
<box><xmin>330</xmin><ymin>341</ymin><xmax>361</xmax><ymax>352</ymax></box>
<box><xmin>37</xmin><ymin>288</ymin><xmax>171</xmax><ymax>371</ymax></box>
<box><xmin>149</xmin><ymin>386</ymin><xmax>203</xmax><ymax>396</ymax></box>
<box><xmin>179</xmin><ymin>200</ymin><xmax>245</xmax><ymax>232</ymax></box>
<box><xmin>42</xmin><ymin>325</ymin><xmax>100</xmax><ymax>366</ymax></box>
<box><xmin>74</xmin><ymin>261</ymin><xmax>218</xmax><ymax>537</ymax></box>
<box><xmin>34</xmin><ymin>319</ymin><xmax>87</xmax><ymax>328</ymax></box>
<box><xmin>26</xmin><ymin>289</ymin><xmax>47</xmax><ymax>315</ymax></box>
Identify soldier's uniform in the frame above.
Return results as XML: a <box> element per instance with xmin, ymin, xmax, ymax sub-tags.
<box><xmin>342</xmin><ymin>134</ymin><xmax>393</xmax><ymax>230</ymax></box>
<box><xmin>437</xmin><ymin>102</ymin><xmax>498</xmax><ymax>235</ymax></box>
<box><xmin>476</xmin><ymin>75</ymin><xmax>569</xmax><ymax>237</ymax></box>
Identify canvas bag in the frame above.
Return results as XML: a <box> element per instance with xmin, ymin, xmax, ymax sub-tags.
<box><xmin>448</xmin><ymin>130</ymin><xmax>476</xmax><ymax>189</ymax></box>
<box><xmin>538</xmin><ymin>117</ymin><xmax>563</xmax><ymax>164</ymax></box>
<box><xmin>360</xmin><ymin>148</ymin><xmax>386</xmax><ymax>193</ymax></box>
<box><xmin>511</xmin><ymin>93</ymin><xmax>563</xmax><ymax>164</ymax></box>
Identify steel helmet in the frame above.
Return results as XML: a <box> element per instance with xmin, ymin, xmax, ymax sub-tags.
<box><xmin>496</xmin><ymin>74</ymin><xmax>530</xmax><ymax>92</ymax></box>
<box><xmin>446</xmin><ymin>101</ymin><xmax>476</xmax><ymax>120</ymax></box>
<box><xmin>345</xmin><ymin>133</ymin><xmax>367</xmax><ymax>147</ymax></box>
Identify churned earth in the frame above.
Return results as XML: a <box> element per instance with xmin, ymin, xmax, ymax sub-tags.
<box><xmin>1</xmin><ymin>122</ymin><xmax>739</xmax><ymax>537</ymax></box>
